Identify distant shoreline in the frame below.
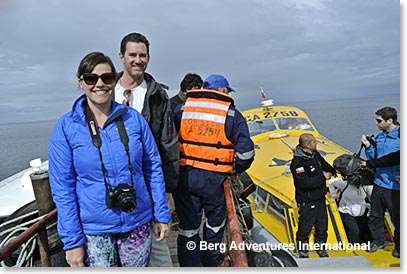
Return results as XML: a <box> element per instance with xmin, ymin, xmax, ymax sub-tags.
<box><xmin>0</xmin><ymin>119</ymin><xmax>57</xmax><ymax>126</ymax></box>
<box><xmin>238</xmin><ymin>94</ymin><xmax>400</xmax><ymax>114</ymax></box>
<box><xmin>0</xmin><ymin>94</ymin><xmax>400</xmax><ymax>126</ymax></box>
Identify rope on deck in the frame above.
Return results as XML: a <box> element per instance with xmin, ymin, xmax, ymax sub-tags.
<box><xmin>0</xmin><ymin>208</ymin><xmax>57</xmax><ymax>266</ymax></box>
<box><xmin>0</xmin><ymin>227</ymin><xmax>37</xmax><ymax>267</ymax></box>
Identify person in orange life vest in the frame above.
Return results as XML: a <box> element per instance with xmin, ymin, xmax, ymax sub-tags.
<box><xmin>168</xmin><ymin>73</ymin><xmax>203</xmax><ymax>231</ymax></box>
<box><xmin>172</xmin><ymin>74</ymin><xmax>255</xmax><ymax>266</ymax></box>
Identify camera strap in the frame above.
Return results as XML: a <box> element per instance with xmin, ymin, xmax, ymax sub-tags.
<box><xmin>115</xmin><ymin>116</ymin><xmax>135</xmax><ymax>188</ymax></box>
<box><xmin>337</xmin><ymin>182</ymin><xmax>349</xmax><ymax>207</ymax></box>
<box><xmin>83</xmin><ymin>102</ymin><xmax>134</xmax><ymax>191</ymax></box>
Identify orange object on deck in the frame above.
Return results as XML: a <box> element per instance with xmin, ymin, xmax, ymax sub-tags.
<box><xmin>223</xmin><ymin>179</ymin><xmax>248</xmax><ymax>267</ymax></box>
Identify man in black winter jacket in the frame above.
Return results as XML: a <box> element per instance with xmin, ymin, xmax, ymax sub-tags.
<box><xmin>114</xmin><ymin>32</ymin><xmax>178</xmax><ymax>267</ymax></box>
<box><xmin>170</xmin><ymin>73</ymin><xmax>203</xmax><ymax>113</ymax></box>
<box><xmin>290</xmin><ymin>133</ymin><xmax>336</xmax><ymax>258</ymax></box>
<box><xmin>115</xmin><ymin>33</ymin><xmax>179</xmax><ymax>193</ymax></box>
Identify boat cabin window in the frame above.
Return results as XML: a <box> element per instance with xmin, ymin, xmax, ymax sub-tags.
<box><xmin>251</xmin><ymin>186</ymin><xmax>268</xmax><ymax>211</ymax></box>
<box><xmin>266</xmin><ymin>195</ymin><xmax>288</xmax><ymax>217</ymax></box>
<box><xmin>247</xmin><ymin>119</ymin><xmax>277</xmax><ymax>136</ymax></box>
<box><xmin>276</xmin><ymin>118</ymin><xmax>314</xmax><ymax>131</ymax></box>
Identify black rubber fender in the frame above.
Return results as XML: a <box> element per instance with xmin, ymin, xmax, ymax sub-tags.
<box><xmin>248</xmin><ymin>249</ymin><xmax>298</xmax><ymax>267</ymax></box>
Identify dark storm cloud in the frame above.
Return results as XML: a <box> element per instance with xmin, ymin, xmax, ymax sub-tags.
<box><xmin>0</xmin><ymin>0</ymin><xmax>400</xmax><ymax>122</ymax></box>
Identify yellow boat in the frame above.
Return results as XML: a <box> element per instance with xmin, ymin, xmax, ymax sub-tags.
<box><xmin>239</xmin><ymin>100</ymin><xmax>400</xmax><ymax>267</ymax></box>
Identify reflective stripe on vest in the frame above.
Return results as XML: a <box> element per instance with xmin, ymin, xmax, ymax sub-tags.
<box><xmin>179</xmin><ymin>89</ymin><xmax>234</xmax><ymax>173</ymax></box>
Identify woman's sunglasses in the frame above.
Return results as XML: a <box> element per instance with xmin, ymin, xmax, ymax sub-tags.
<box><xmin>80</xmin><ymin>73</ymin><xmax>116</xmax><ymax>85</ymax></box>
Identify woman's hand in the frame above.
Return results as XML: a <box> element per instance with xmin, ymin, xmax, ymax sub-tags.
<box><xmin>323</xmin><ymin>172</ymin><xmax>332</xmax><ymax>180</ymax></box>
<box><xmin>66</xmin><ymin>245</ymin><xmax>85</xmax><ymax>267</ymax></box>
<box><xmin>359</xmin><ymin>160</ymin><xmax>367</xmax><ymax>169</ymax></box>
<box><xmin>154</xmin><ymin>222</ymin><xmax>169</xmax><ymax>241</ymax></box>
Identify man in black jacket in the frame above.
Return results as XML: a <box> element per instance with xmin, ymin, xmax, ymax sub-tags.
<box><xmin>290</xmin><ymin>133</ymin><xmax>336</xmax><ymax>258</ymax></box>
<box><xmin>115</xmin><ymin>32</ymin><xmax>179</xmax><ymax>267</ymax></box>
<box><xmin>170</xmin><ymin>73</ymin><xmax>203</xmax><ymax>113</ymax></box>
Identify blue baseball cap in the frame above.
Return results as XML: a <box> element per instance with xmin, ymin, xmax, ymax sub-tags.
<box><xmin>204</xmin><ymin>74</ymin><xmax>236</xmax><ymax>93</ymax></box>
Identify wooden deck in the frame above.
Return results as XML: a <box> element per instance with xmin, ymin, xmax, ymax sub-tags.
<box><xmin>167</xmin><ymin>229</ymin><xmax>180</xmax><ymax>267</ymax></box>
<box><xmin>165</xmin><ymin>179</ymin><xmax>246</xmax><ymax>267</ymax></box>
<box><xmin>166</xmin><ymin>215</ymin><xmax>206</xmax><ymax>267</ymax></box>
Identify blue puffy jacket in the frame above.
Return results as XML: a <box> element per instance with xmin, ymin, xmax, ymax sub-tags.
<box><xmin>365</xmin><ymin>126</ymin><xmax>400</xmax><ymax>190</ymax></box>
<box><xmin>49</xmin><ymin>95</ymin><xmax>170</xmax><ymax>250</ymax></box>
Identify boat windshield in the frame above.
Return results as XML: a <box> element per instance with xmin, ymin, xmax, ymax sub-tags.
<box><xmin>276</xmin><ymin>118</ymin><xmax>314</xmax><ymax>131</ymax></box>
<box><xmin>247</xmin><ymin>119</ymin><xmax>277</xmax><ymax>136</ymax></box>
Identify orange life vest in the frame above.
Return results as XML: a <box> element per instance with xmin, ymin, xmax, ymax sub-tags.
<box><xmin>179</xmin><ymin>89</ymin><xmax>235</xmax><ymax>173</ymax></box>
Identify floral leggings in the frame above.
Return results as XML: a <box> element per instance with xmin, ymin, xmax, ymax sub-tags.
<box><xmin>84</xmin><ymin>221</ymin><xmax>152</xmax><ymax>267</ymax></box>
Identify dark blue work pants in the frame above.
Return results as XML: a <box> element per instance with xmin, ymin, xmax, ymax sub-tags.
<box><xmin>173</xmin><ymin>167</ymin><xmax>227</xmax><ymax>266</ymax></box>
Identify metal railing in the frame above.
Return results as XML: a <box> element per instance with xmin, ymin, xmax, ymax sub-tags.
<box><xmin>0</xmin><ymin>209</ymin><xmax>57</xmax><ymax>265</ymax></box>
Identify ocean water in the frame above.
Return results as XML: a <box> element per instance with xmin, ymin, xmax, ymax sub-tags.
<box><xmin>0</xmin><ymin>120</ymin><xmax>55</xmax><ymax>181</ymax></box>
<box><xmin>0</xmin><ymin>95</ymin><xmax>400</xmax><ymax>181</ymax></box>
<box><xmin>292</xmin><ymin>95</ymin><xmax>400</xmax><ymax>152</ymax></box>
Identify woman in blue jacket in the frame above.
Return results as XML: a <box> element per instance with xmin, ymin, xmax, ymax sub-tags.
<box><xmin>49</xmin><ymin>52</ymin><xmax>170</xmax><ymax>267</ymax></box>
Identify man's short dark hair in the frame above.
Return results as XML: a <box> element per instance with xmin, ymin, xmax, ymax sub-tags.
<box><xmin>120</xmin><ymin>33</ymin><xmax>150</xmax><ymax>56</ymax></box>
<box><xmin>299</xmin><ymin>133</ymin><xmax>314</xmax><ymax>148</ymax></box>
<box><xmin>376</xmin><ymin>106</ymin><xmax>398</xmax><ymax>125</ymax></box>
<box><xmin>180</xmin><ymin>73</ymin><xmax>203</xmax><ymax>92</ymax></box>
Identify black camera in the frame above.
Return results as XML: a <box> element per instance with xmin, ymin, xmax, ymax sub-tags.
<box><xmin>106</xmin><ymin>183</ymin><xmax>137</xmax><ymax>213</ymax></box>
<box><xmin>365</xmin><ymin>134</ymin><xmax>376</xmax><ymax>148</ymax></box>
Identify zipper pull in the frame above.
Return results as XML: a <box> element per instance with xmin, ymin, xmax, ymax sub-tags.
<box><xmin>103</xmin><ymin>129</ymin><xmax>111</xmax><ymax>142</ymax></box>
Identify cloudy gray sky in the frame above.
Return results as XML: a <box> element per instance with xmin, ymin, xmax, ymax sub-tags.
<box><xmin>0</xmin><ymin>0</ymin><xmax>400</xmax><ymax>123</ymax></box>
